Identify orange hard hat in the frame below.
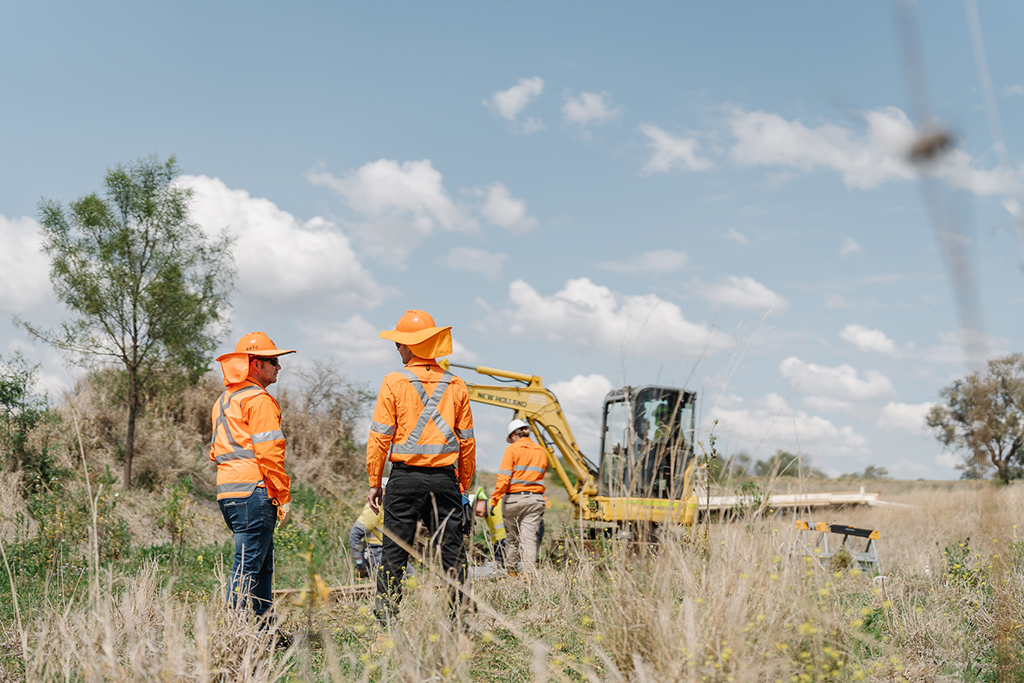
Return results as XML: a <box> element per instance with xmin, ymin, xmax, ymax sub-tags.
<box><xmin>217</xmin><ymin>332</ymin><xmax>296</xmax><ymax>362</ymax></box>
<box><xmin>215</xmin><ymin>332</ymin><xmax>296</xmax><ymax>386</ymax></box>
<box><xmin>379</xmin><ymin>310</ymin><xmax>453</xmax><ymax>359</ymax></box>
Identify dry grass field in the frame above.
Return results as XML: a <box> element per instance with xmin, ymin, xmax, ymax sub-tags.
<box><xmin>2</xmin><ymin>476</ymin><xmax>1022</xmax><ymax>683</ymax></box>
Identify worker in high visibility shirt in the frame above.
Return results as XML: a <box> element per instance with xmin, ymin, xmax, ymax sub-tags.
<box><xmin>366</xmin><ymin>310</ymin><xmax>475</xmax><ymax>625</ymax></box>
<box><xmin>490</xmin><ymin>419</ymin><xmax>547</xmax><ymax>574</ymax></box>
<box><xmin>350</xmin><ymin>478</ymin><xmax>387</xmax><ymax>578</ymax></box>
<box><xmin>210</xmin><ymin>332</ymin><xmax>295</xmax><ymax>618</ymax></box>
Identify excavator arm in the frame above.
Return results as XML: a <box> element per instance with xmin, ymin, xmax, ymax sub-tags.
<box><xmin>440</xmin><ymin>361</ymin><xmax>598</xmax><ymax>507</ymax></box>
<box><xmin>441</xmin><ymin>360</ymin><xmax>699</xmax><ymax>527</ymax></box>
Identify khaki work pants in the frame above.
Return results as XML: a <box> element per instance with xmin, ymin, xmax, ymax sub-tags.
<box><xmin>502</xmin><ymin>492</ymin><xmax>545</xmax><ymax>571</ymax></box>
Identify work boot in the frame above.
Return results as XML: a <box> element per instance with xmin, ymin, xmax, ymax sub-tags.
<box><xmin>270</xmin><ymin>630</ymin><xmax>293</xmax><ymax>652</ymax></box>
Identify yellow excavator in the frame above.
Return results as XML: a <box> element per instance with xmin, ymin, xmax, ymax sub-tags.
<box><xmin>439</xmin><ymin>360</ymin><xmax>701</xmax><ymax>535</ymax></box>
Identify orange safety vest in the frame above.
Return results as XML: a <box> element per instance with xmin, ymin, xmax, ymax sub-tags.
<box><xmin>491</xmin><ymin>437</ymin><xmax>547</xmax><ymax>506</ymax></box>
<box><xmin>209</xmin><ymin>380</ymin><xmax>290</xmax><ymax>503</ymax></box>
<box><xmin>366</xmin><ymin>358</ymin><xmax>476</xmax><ymax>491</ymax></box>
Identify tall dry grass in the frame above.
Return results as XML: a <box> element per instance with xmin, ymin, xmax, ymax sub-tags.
<box><xmin>3</xmin><ymin>481</ymin><xmax>1023</xmax><ymax>681</ymax></box>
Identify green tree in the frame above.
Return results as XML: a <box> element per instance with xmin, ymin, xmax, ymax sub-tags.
<box><xmin>927</xmin><ymin>353</ymin><xmax>1024</xmax><ymax>484</ymax></box>
<box><xmin>754</xmin><ymin>450</ymin><xmax>824</xmax><ymax>478</ymax></box>
<box><xmin>0</xmin><ymin>352</ymin><xmax>61</xmax><ymax>495</ymax></box>
<box><xmin>17</xmin><ymin>155</ymin><xmax>233</xmax><ymax>487</ymax></box>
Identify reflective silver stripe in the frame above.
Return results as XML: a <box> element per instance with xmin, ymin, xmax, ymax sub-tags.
<box><xmin>494</xmin><ymin>523</ymin><xmax>504</xmax><ymax>530</ymax></box>
<box><xmin>498</xmin><ymin>469</ymin><xmax>512</xmax><ymax>476</ymax></box>
<box><xmin>400</xmin><ymin>369</ymin><xmax>457</xmax><ymax>445</ymax></box>
<box><xmin>390</xmin><ymin>443</ymin><xmax>460</xmax><ymax>455</ymax></box>
<box><xmin>455</xmin><ymin>427</ymin><xmax>474</xmax><ymax>439</ymax></box>
<box><xmin>213</xmin><ymin>385</ymin><xmax>266</xmax><ymax>456</ymax></box>
<box><xmin>370</xmin><ymin>421</ymin><xmax>396</xmax><ymax>436</ymax></box>
<box><xmin>510</xmin><ymin>478</ymin><xmax>543</xmax><ymax>486</ymax></box>
<box><xmin>217</xmin><ymin>481</ymin><xmax>258</xmax><ymax>495</ymax></box>
<box><xmin>513</xmin><ymin>465</ymin><xmax>545</xmax><ymax>473</ymax></box>
<box><xmin>215</xmin><ymin>448</ymin><xmax>256</xmax><ymax>465</ymax></box>
<box><xmin>251</xmin><ymin>429</ymin><xmax>284</xmax><ymax>444</ymax></box>
<box><xmin>390</xmin><ymin>369</ymin><xmax>460</xmax><ymax>454</ymax></box>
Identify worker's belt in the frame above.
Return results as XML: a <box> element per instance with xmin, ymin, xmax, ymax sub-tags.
<box><xmin>505</xmin><ymin>491</ymin><xmax>543</xmax><ymax>497</ymax></box>
<box><xmin>391</xmin><ymin>462</ymin><xmax>458</xmax><ymax>474</ymax></box>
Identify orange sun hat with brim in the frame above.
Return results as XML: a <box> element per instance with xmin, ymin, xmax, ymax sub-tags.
<box><xmin>379</xmin><ymin>310</ymin><xmax>453</xmax><ymax>359</ymax></box>
<box><xmin>216</xmin><ymin>332</ymin><xmax>297</xmax><ymax>385</ymax></box>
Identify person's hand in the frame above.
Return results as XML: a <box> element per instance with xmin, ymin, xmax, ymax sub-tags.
<box><xmin>368</xmin><ymin>487</ymin><xmax>383</xmax><ymax>514</ymax></box>
<box><xmin>354</xmin><ymin>557</ymin><xmax>368</xmax><ymax>578</ymax></box>
<box><xmin>277</xmin><ymin>502</ymin><xmax>292</xmax><ymax>529</ymax></box>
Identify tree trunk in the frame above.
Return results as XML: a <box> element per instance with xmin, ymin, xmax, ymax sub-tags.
<box><xmin>125</xmin><ymin>367</ymin><xmax>138</xmax><ymax>488</ymax></box>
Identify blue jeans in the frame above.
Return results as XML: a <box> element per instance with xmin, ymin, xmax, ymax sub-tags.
<box><xmin>218</xmin><ymin>487</ymin><xmax>276</xmax><ymax>616</ymax></box>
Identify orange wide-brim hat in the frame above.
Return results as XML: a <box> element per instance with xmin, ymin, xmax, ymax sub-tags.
<box><xmin>379</xmin><ymin>310</ymin><xmax>453</xmax><ymax>359</ymax></box>
<box><xmin>215</xmin><ymin>332</ymin><xmax>296</xmax><ymax>385</ymax></box>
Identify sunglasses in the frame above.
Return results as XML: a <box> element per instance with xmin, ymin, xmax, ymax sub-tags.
<box><xmin>262</xmin><ymin>357</ymin><xmax>280</xmax><ymax>367</ymax></box>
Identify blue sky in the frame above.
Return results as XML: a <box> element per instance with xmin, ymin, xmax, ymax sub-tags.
<box><xmin>3</xmin><ymin>2</ymin><xmax>1024</xmax><ymax>477</ymax></box>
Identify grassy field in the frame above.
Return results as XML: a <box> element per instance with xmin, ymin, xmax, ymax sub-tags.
<box><xmin>1</xmin><ymin>475</ymin><xmax>1023</xmax><ymax>682</ymax></box>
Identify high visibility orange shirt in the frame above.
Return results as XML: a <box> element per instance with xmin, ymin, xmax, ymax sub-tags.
<box><xmin>366</xmin><ymin>357</ymin><xmax>476</xmax><ymax>491</ymax></box>
<box><xmin>490</xmin><ymin>436</ymin><xmax>547</xmax><ymax>506</ymax></box>
<box><xmin>209</xmin><ymin>379</ymin><xmax>291</xmax><ymax>504</ymax></box>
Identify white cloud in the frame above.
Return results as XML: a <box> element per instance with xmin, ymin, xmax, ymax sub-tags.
<box><xmin>780</xmin><ymin>357</ymin><xmax>895</xmax><ymax>401</ymax></box>
<box><xmin>595</xmin><ymin>249</ymin><xmax>688</xmax><ymax>274</ymax></box>
<box><xmin>442</xmin><ymin>247</ymin><xmax>509</xmax><ymax>281</ymax></box>
<box><xmin>725</xmin><ymin>228</ymin><xmax>752</xmax><ymax>246</ymax></box>
<box><xmin>839</xmin><ymin>238</ymin><xmax>863</xmax><ymax>257</ymax></box>
<box><xmin>840</xmin><ymin>324</ymin><xmax>899</xmax><ymax>357</ymax></box>
<box><xmin>549</xmin><ymin>374</ymin><xmax>614</xmax><ymax>458</ymax></box>
<box><xmin>707</xmin><ymin>392</ymin><xmax>868</xmax><ymax>459</ymax></box>
<box><xmin>728</xmin><ymin>106</ymin><xmax>1021</xmax><ymax>195</ymax></box>
<box><xmin>639</xmin><ymin>124</ymin><xmax>713</xmax><ymax>174</ymax></box>
<box><xmin>877</xmin><ymin>401</ymin><xmax>937</xmax><ymax>436</ymax></box>
<box><xmin>300</xmin><ymin>315</ymin><xmax>394</xmax><ymax>368</ymax></box>
<box><xmin>801</xmin><ymin>396</ymin><xmax>855</xmax><ymax>415</ymax></box>
<box><xmin>562</xmin><ymin>91</ymin><xmax>620</xmax><ymax>127</ymax></box>
<box><xmin>0</xmin><ymin>215</ymin><xmax>52</xmax><ymax>314</ymax></box>
<box><xmin>300</xmin><ymin>314</ymin><xmax>476</xmax><ymax>369</ymax></box>
<box><xmin>1004</xmin><ymin>84</ymin><xmax>1024</xmax><ymax>96</ymax></box>
<box><xmin>479</xmin><ymin>183</ymin><xmax>537</xmax><ymax>233</ymax></box>
<box><xmin>307</xmin><ymin>159</ymin><xmax>478</xmax><ymax>264</ymax></box>
<box><xmin>699</xmin><ymin>275</ymin><xmax>787</xmax><ymax>312</ymax></box>
<box><xmin>505</xmin><ymin>277</ymin><xmax>733</xmax><ymax>359</ymax></box>
<box><xmin>180</xmin><ymin>175</ymin><xmax>386</xmax><ymax>307</ymax></box>
<box><xmin>823</xmin><ymin>293</ymin><xmax>854</xmax><ymax>309</ymax></box>
<box><xmin>450</xmin><ymin>339</ymin><xmax>479</xmax><ymax>365</ymax></box>
<box><xmin>919</xmin><ymin>330</ymin><xmax>1010</xmax><ymax>365</ymax></box>
<box><xmin>483</xmin><ymin>77</ymin><xmax>545</xmax><ymax>134</ymax></box>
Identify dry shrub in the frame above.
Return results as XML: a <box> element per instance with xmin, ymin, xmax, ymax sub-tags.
<box><xmin>0</xmin><ymin>472</ymin><xmax>36</xmax><ymax>544</ymax></box>
<box><xmin>18</xmin><ymin>563</ymin><xmax>295</xmax><ymax>682</ymax></box>
<box><xmin>277</xmin><ymin>358</ymin><xmax>373</xmax><ymax>497</ymax></box>
<box><xmin>60</xmin><ymin>368</ymin><xmax>221</xmax><ymax>494</ymax></box>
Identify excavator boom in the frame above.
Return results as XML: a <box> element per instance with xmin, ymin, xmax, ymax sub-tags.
<box><xmin>441</xmin><ymin>360</ymin><xmax>699</xmax><ymax>528</ymax></box>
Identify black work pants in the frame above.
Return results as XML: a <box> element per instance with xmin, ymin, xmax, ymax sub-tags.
<box><xmin>376</xmin><ymin>464</ymin><xmax>468</xmax><ymax>621</ymax></box>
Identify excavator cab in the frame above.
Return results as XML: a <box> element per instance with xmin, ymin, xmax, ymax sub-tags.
<box><xmin>598</xmin><ymin>386</ymin><xmax>696</xmax><ymax>500</ymax></box>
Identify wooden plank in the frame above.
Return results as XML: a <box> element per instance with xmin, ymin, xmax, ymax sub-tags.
<box><xmin>273</xmin><ymin>584</ymin><xmax>374</xmax><ymax>601</ymax></box>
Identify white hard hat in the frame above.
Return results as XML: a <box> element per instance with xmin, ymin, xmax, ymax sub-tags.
<box><xmin>381</xmin><ymin>477</ymin><xmax>389</xmax><ymax>489</ymax></box>
<box><xmin>507</xmin><ymin>419</ymin><xmax>530</xmax><ymax>437</ymax></box>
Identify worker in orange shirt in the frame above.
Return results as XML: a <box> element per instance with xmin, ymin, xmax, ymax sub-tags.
<box><xmin>210</xmin><ymin>332</ymin><xmax>295</xmax><ymax>619</ymax></box>
<box><xmin>490</xmin><ymin>419</ymin><xmax>547</xmax><ymax>575</ymax></box>
<box><xmin>366</xmin><ymin>310</ymin><xmax>475</xmax><ymax>625</ymax></box>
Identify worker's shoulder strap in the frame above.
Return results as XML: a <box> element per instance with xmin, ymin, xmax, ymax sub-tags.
<box><xmin>392</xmin><ymin>368</ymin><xmax>459</xmax><ymax>453</ymax></box>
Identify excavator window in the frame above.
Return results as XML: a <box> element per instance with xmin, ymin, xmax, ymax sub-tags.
<box><xmin>600</xmin><ymin>399</ymin><xmax>631</xmax><ymax>497</ymax></box>
<box><xmin>598</xmin><ymin>387</ymin><xmax>696</xmax><ymax>500</ymax></box>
